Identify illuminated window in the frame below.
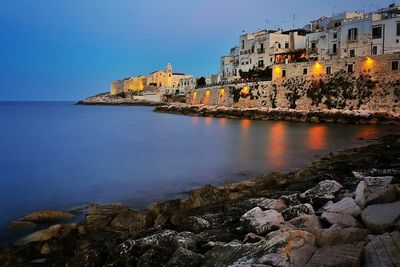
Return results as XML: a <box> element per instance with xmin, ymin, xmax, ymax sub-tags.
<box><xmin>392</xmin><ymin>61</ymin><xmax>399</xmax><ymax>71</ymax></box>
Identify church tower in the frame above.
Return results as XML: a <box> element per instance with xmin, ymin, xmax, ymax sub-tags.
<box><xmin>166</xmin><ymin>63</ymin><xmax>173</xmax><ymax>75</ymax></box>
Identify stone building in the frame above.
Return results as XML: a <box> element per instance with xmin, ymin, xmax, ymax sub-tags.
<box><xmin>110</xmin><ymin>63</ymin><xmax>193</xmax><ymax>96</ymax></box>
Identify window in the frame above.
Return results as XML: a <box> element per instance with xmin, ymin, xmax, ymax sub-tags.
<box><xmin>347</xmin><ymin>64</ymin><xmax>354</xmax><ymax>73</ymax></box>
<box><xmin>251</xmin><ymin>46</ymin><xmax>255</xmax><ymax>53</ymax></box>
<box><xmin>285</xmin><ymin>42</ymin><xmax>289</xmax><ymax>49</ymax></box>
<box><xmin>277</xmin><ymin>43</ymin><xmax>281</xmax><ymax>49</ymax></box>
<box><xmin>241</xmin><ymin>40</ymin><xmax>245</xmax><ymax>49</ymax></box>
<box><xmin>334</xmin><ymin>22</ymin><xmax>341</xmax><ymax>28</ymax></box>
<box><xmin>326</xmin><ymin>66</ymin><xmax>332</xmax><ymax>75</ymax></box>
<box><xmin>392</xmin><ymin>61</ymin><xmax>399</xmax><ymax>71</ymax></box>
<box><xmin>258</xmin><ymin>60</ymin><xmax>264</xmax><ymax>68</ymax></box>
<box><xmin>282</xmin><ymin>69</ymin><xmax>286</xmax><ymax>77</ymax></box>
<box><xmin>249</xmin><ymin>59</ymin><xmax>252</xmax><ymax>64</ymax></box>
<box><xmin>333</xmin><ymin>33</ymin><xmax>337</xmax><ymax>39</ymax></box>
<box><xmin>372</xmin><ymin>46</ymin><xmax>378</xmax><ymax>55</ymax></box>
<box><xmin>311</xmin><ymin>42</ymin><xmax>316</xmax><ymax>48</ymax></box>
<box><xmin>246</xmin><ymin>61</ymin><xmax>249</xmax><ymax>65</ymax></box>
<box><xmin>332</xmin><ymin>43</ymin><xmax>337</xmax><ymax>54</ymax></box>
<box><xmin>397</xmin><ymin>23</ymin><xmax>400</xmax><ymax>36</ymax></box>
<box><xmin>270</xmin><ymin>57</ymin><xmax>273</xmax><ymax>62</ymax></box>
<box><xmin>372</xmin><ymin>26</ymin><xmax>382</xmax><ymax>39</ymax></box>
<box><xmin>303</xmin><ymin>68</ymin><xmax>308</xmax><ymax>75</ymax></box>
<box><xmin>348</xmin><ymin>28</ymin><xmax>358</xmax><ymax>41</ymax></box>
<box><xmin>349</xmin><ymin>49</ymin><xmax>355</xmax><ymax>58</ymax></box>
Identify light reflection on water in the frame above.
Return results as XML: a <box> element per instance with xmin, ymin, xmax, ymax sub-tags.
<box><xmin>0</xmin><ymin>102</ymin><xmax>395</xmax><ymax>238</ymax></box>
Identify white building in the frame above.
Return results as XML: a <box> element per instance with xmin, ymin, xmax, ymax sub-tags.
<box><xmin>178</xmin><ymin>77</ymin><xmax>196</xmax><ymax>95</ymax></box>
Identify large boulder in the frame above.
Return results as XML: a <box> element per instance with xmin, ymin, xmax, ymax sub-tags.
<box><xmin>288</xmin><ymin>215</ymin><xmax>322</xmax><ymax>229</ymax></box>
<box><xmin>355</xmin><ymin>181</ymin><xmax>368</xmax><ymax>209</ymax></box>
<box><xmin>306</xmin><ymin>227</ymin><xmax>369</xmax><ymax>247</ymax></box>
<box><xmin>281</xmin><ymin>204</ymin><xmax>315</xmax><ymax>221</ymax></box>
<box><xmin>306</xmin><ymin>242</ymin><xmax>364</xmax><ymax>267</ymax></box>
<box><xmin>20</xmin><ymin>210</ymin><xmax>73</xmax><ymax>224</ymax></box>
<box><xmin>279</xmin><ymin>194</ymin><xmax>301</xmax><ymax>207</ymax></box>
<box><xmin>180</xmin><ymin>216</ymin><xmax>211</xmax><ymax>234</ymax></box>
<box><xmin>166</xmin><ymin>247</ymin><xmax>203</xmax><ymax>267</ymax></box>
<box><xmin>363</xmin><ymin>231</ymin><xmax>400</xmax><ymax>267</ymax></box>
<box><xmin>365</xmin><ymin>184</ymin><xmax>400</xmax><ymax>206</ymax></box>
<box><xmin>321</xmin><ymin>212</ymin><xmax>361</xmax><ymax>228</ymax></box>
<box><xmin>322</xmin><ymin>197</ymin><xmax>361</xmax><ymax>217</ymax></box>
<box><xmin>17</xmin><ymin>223</ymin><xmax>77</xmax><ymax>245</ymax></box>
<box><xmin>364</xmin><ymin>176</ymin><xmax>393</xmax><ymax>188</ymax></box>
<box><xmin>303</xmin><ymin>180</ymin><xmax>343</xmax><ymax>207</ymax></box>
<box><xmin>240</xmin><ymin>207</ymin><xmax>284</xmax><ymax>235</ymax></box>
<box><xmin>202</xmin><ymin>230</ymin><xmax>316</xmax><ymax>266</ymax></box>
<box><xmin>240</xmin><ymin>198</ymin><xmax>286</xmax><ymax>212</ymax></box>
<box><xmin>361</xmin><ymin>201</ymin><xmax>400</xmax><ymax>234</ymax></box>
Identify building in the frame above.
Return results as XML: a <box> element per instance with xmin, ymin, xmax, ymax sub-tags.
<box><xmin>110</xmin><ymin>63</ymin><xmax>194</xmax><ymax>96</ymax></box>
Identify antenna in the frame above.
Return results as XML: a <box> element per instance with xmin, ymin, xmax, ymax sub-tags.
<box><xmin>292</xmin><ymin>14</ymin><xmax>296</xmax><ymax>29</ymax></box>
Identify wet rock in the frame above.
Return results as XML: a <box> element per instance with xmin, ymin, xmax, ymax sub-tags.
<box><xmin>110</xmin><ymin>209</ymin><xmax>155</xmax><ymax>235</ymax></box>
<box><xmin>281</xmin><ymin>204</ymin><xmax>315</xmax><ymax>221</ymax></box>
<box><xmin>202</xmin><ymin>230</ymin><xmax>315</xmax><ymax>266</ymax></box>
<box><xmin>240</xmin><ymin>207</ymin><xmax>284</xmax><ymax>235</ymax></box>
<box><xmin>20</xmin><ymin>210</ymin><xmax>73</xmax><ymax>224</ymax></box>
<box><xmin>85</xmin><ymin>204</ymin><xmax>125</xmax><ymax>229</ymax></box>
<box><xmin>279</xmin><ymin>194</ymin><xmax>301</xmax><ymax>207</ymax></box>
<box><xmin>10</xmin><ymin>221</ymin><xmax>36</xmax><ymax>230</ymax></box>
<box><xmin>243</xmin><ymin>233</ymin><xmax>265</xmax><ymax>244</ymax></box>
<box><xmin>363</xmin><ymin>231</ymin><xmax>400</xmax><ymax>267</ymax></box>
<box><xmin>166</xmin><ymin>247</ymin><xmax>203</xmax><ymax>267</ymax></box>
<box><xmin>361</xmin><ymin>201</ymin><xmax>400</xmax><ymax>234</ymax></box>
<box><xmin>364</xmin><ymin>176</ymin><xmax>393</xmax><ymax>188</ymax></box>
<box><xmin>307</xmin><ymin>227</ymin><xmax>369</xmax><ymax>247</ymax></box>
<box><xmin>289</xmin><ymin>215</ymin><xmax>322</xmax><ymax>229</ymax></box>
<box><xmin>321</xmin><ymin>212</ymin><xmax>361</xmax><ymax>228</ymax></box>
<box><xmin>17</xmin><ymin>223</ymin><xmax>77</xmax><ymax>245</ymax></box>
<box><xmin>322</xmin><ymin>197</ymin><xmax>361</xmax><ymax>217</ymax></box>
<box><xmin>137</xmin><ymin>244</ymin><xmax>176</xmax><ymax>266</ymax></box>
<box><xmin>66</xmin><ymin>248</ymin><xmax>103</xmax><ymax>267</ymax></box>
<box><xmin>180</xmin><ymin>216</ymin><xmax>211</xmax><ymax>234</ymax></box>
<box><xmin>197</xmin><ymin>228</ymin><xmax>241</xmax><ymax>243</ymax></box>
<box><xmin>306</xmin><ymin>242</ymin><xmax>364</xmax><ymax>267</ymax></box>
<box><xmin>303</xmin><ymin>180</ymin><xmax>343</xmax><ymax>207</ymax></box>
<box><xmin>355</xmin><ymin>181</ymin><xmax>368</xmax><ymax>209</ymax></box>
<box><xmin>365</xmin><ymin>184</ymin><xmax>400</xmax><ymax>205</ymax></box>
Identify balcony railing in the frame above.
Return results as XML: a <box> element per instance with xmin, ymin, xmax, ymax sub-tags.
<box><xmin>257</xmin><ymin>48</ymin><xmax>265</xmax><ymax>54</ymax></box>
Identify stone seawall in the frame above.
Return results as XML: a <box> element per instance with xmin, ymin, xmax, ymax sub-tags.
<box><xmin>77</xmin><ymin>92</ymin><xmax>164</xmax><ymax>106</ymax></box>
<box><xmin>155</xmin><ymin>104</ymin><xmax>400</xmax><ymax>125</ymax></box>
<box><xmin>188</xmin><ymin>54</ymin><xmax>400</xmax><ymax>116</ymax></box>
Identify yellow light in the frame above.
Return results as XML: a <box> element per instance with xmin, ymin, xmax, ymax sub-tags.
<box><xmin>364</xmin><ymin>57</ymin><xmax>374</xmax><ymax>71</ymax></box>
<box><xmin>192</xmin><ymin>92</ymin><xmax>197</xmax><ymax>99</ymax></box>
<box><xmin>205</xmin><ymin>90</ymin><xmax>210</xmax><ymax>96</ymax></box>
<box><xmin>240</xmin><ymin>86</ymin><xmax>250</xmax><ymax>97</ymax></box>
<box><xmin>313</xmin><ymin>62</ymin><xmax>324</xmax><ymax>75</ymax></box>
<box><xmin>220</xmin><ymin>89</ymin><xmax>225</xmax><ymax>96</ymax></box>
<box><xmin>273</xmin><ymin>67</ymin><xmax>282</xmax><ymax>77</ymax></box>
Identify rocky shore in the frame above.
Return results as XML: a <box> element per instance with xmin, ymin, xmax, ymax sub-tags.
<box><xmin>154</xmin><ymin>104</ymin><xmax>400</xmax><ymax>125</ymax></box>
<box><xmin>76</xmin><ymin>92</ymin><xmax>164</xmax><ymax>106</ymax></box>
<box><xmin>1</xmin><ymin>134</ymin><xmax>399</xmax><ymax>266</ymax></box>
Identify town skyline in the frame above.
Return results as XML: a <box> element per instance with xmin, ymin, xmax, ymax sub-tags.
<box><xmin>0</xmin><ymin>0</ymin><xmax>394</xmax><ymax>101</ymax></box>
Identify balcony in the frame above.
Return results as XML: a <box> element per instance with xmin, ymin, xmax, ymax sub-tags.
<box><xmin>307</xmin><ymin>47</ymin><xmax>318</xmax><ymax>54</ymax></box>
<box><xmin>257</xmin><ymin>48</ymin><xmax>265</xmax><ymax>54</ymax></box>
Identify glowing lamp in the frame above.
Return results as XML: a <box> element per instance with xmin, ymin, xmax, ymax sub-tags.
<box><xmin>313</xmin><ymin>62</ymin><xmax>324</xmax><ymax>75</ymax></box>
<box><xmin>240</xmin><ymin>86</ymin><xmax>250</xmax><ymax>97</ymax></box>
<box><xmin>273</xmin><ymin>66</ymin><xmax>282</xmax><ymax>77</ymax></box>
<box><xmin>192</xmin><ymin>92</ymin><xmax>197</xmax><ymax>99</ymax></box>
<box><xmin>220</xmin><ymin>88</ymin><xmax>225</xmax><ymax>96</ymax></box>
<box><xmin>364</xmin><ymin>57</ymin><xmax>374</xmax><ymax>71</ymax></box>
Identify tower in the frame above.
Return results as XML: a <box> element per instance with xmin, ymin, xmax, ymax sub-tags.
<box><xmin>166</xmin><ymin>63</ymin><xmax>173</xmax><ymax>75</ymax></box>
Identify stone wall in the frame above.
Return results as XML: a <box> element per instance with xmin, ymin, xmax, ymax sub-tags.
<box><xmin>187</xmin><ymin>54</ymin><xmax>400</xmax><ymax>114</ymax></box>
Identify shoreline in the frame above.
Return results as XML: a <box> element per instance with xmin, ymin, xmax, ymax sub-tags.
<box><xmin>1</xmin><ymin>134</ymin><xmax>399</xmax><ymax>265</ymax></box>
<box><xmin>154</xmin><ymin>103</ymin><xmax>400</xmax><ymax>125</ymax></box>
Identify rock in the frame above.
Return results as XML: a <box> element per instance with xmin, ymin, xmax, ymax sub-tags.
<box><xmin>20</xmin><ymin>210</ymin><xmax>73</xmax><ymax>224</ymax></box>
<box><xmin>202</xmin><ymin>230</ymin><xmax>316</xmax><ymax>266</ymax></box>
<box><xmin>241</xmin><ymin>198</ymin><xmax>286</xmax><ymax>212</ymax></box>
<box><xmin>243</xmin><ymin>233</ymin><xmax>265</xmax><ymax>244</ymax></box>
<box><xmin>355</xmin><ymin>181</ymin><xmax>368</xmax><ymax>209</ymax></box>
<box><xmin>303</xmin><ymin>180</ymin><xmax>343</xmax><ymax>206</ymax></box>
<box><xmin>306</xmin><ymin>242</ymin><xmax>364</xmax><ymax>267</ymax></box>
<box><xmin>321</xmin><ymin>212</ymin><xmax>361</xmax><ymax>228</ymax></box>
<box><xmin>289</xmin><ymin>215</ymin><xmax>322</xmax><ymax>229</ymax></box>
<box><xmin>279</xmin><ymin>194</ymin><xmax>301</xmax><ymax>207</ymax></box>
<box><xmin>364</xmin><ymin>176</ymin><xmax>393</xmax><ymax>188</ymax></box>
<box><xmin>307</xmin><ymin>227</ymin><xmax>369</xmax><ymax>247</ymax></box>
<box><xmin>361</xmin><ymin>201</ymin><xmax>400</xmax><ymax>234</ymax></box>
<box><xmin>281</xmin><ymin>204</ymin><xmax>315</xmax><ymax>221</ymax></box>
<box><xmin>66</xmin><ymin>248</ymin><xmax>103</xmax><ymax>267</ymax></box>
<box><xmin>110</xmin><ymin>209</ymin><xmax>155</xmax><ymax>235</ymax></box>
<box><xmin>322</xmin><ymin>197</ymin><xmax>361</xmax><ymax>217</ymax></box>
<box><xmin>166</xmin><ymin>247</ymin><xmax>203</xmax><ymax>267</ymax></box>
<box><xmin>9</xmin><ymin>221</ymin><xmax>36</xmax><ymax>230</ymax></box>
<box><xmin>180</xmin><ymin>216</ymin><xmax>211</xmax><ymax>234</ymax></box>
<box><xmin>17</xmin><ymin>223</ymin><xmax>77</xmax><ymax>245</ymax></box>
<box><xmin>366</xmin><ymin>184</ymin><xmax>400</xmax><ymax>205</ymax></box>
<box><xmin>363</xmin><ymin>231</ymin><xmax>400</xmax><ymax>267</ymax></box>
<box><xmin>240</xmin><ymin>207</ymin><xmax>284</xmax><ymax>235</ymax></box>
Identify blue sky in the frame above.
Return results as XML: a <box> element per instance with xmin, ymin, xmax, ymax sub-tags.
<box><xmin>0</xmin><ymin>0</ymin><xmax>393</xmax><ymax>101</ymax></box>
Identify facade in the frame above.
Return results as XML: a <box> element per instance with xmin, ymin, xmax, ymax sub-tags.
<box><xmin>110</xmin><ymin>63</ymin><xmax>193</xmax><ymax>96</ymax></box>
<box><xmin>178</xmin><ymin>76</ymin><xmax>197</xmax><ymax>95</ymax></box>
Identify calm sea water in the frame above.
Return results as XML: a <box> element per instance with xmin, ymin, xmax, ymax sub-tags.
<box><xmin>0</xmin><ymin>102</ymin><xmax>392</xmax><ymax>238</ymax></box>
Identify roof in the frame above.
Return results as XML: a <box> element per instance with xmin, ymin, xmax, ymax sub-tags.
<box><xmin>173</xmin><ymin>73</ymin><xmax>186</xmax><ymax>75</ymax></box>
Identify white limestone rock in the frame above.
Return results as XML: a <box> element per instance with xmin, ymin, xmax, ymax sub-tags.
<box><xmin>355</xmin><ymin>181</ymin><xmax>368</xmax><ymax>209</ymax></box>
<box><xmin>281</xmin><ymin>204</ymin><xmax>315</xmax><ymax>221</ymax></box>
<box><xmin>364</xmin><ymin>176</ymin><xmax>393</xmax><ymax>189</ymax></box>
<box><xmin>322</xmin><ymin>197</ymin><xmax>361</xmax><ymax>217</ymax></box>
<box><xmin>321</xmin><ymin>212</ymin><xmax>361</xmax><ymax>228</ymax></box>
<box><xmin>240</xmin><ymin>207</ymin><xmax>284</xmax><ymax>235</ymax></box>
